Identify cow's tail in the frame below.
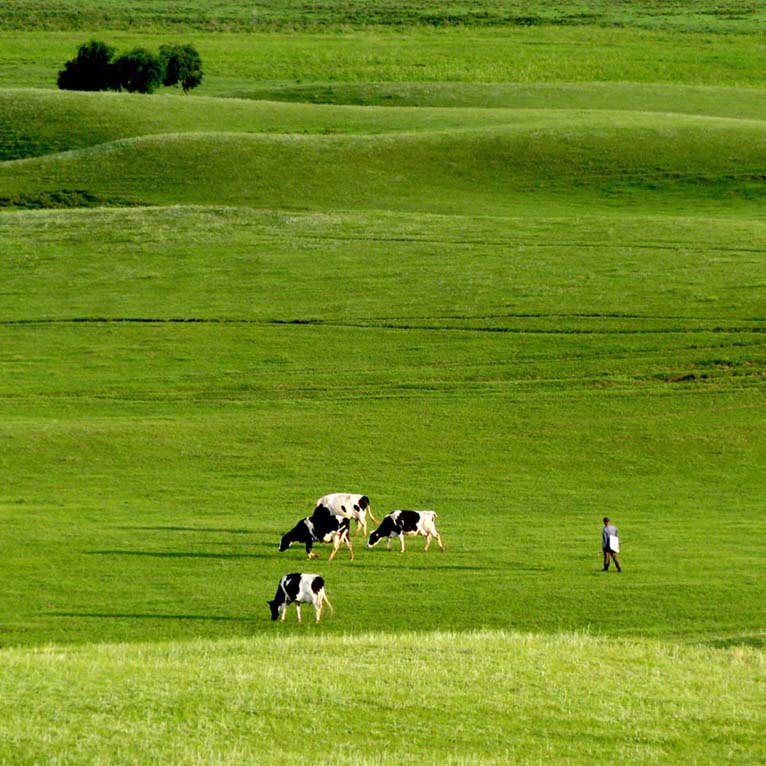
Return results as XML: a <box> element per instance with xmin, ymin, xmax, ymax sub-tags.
<box><xmin>367</xmin><ymin>505</ymin><xmax>381</xmax><ymax>525</ymax></box>
<box><xmin>321</xmin><ymin>588</ymin><xmax>334</xmax><ymax>615</ymax></box>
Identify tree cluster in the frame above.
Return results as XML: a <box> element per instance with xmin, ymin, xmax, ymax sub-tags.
<box><xmin>57</xmin><ymin>40</ymin><xmax>203</xmax><ymax>94</ymax></box>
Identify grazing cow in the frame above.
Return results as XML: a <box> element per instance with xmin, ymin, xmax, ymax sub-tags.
<box><xmin>315</xmin><ymin>493</ymin><xmax>380</xmax><ymax>536</ymax></box>
<box><xmin>267</xmin><ymin>573</ymin><xmax>334</xmax><ymax>622</ymax></box>
<box><xmin>367</xmin><ymin>510</ymin><xmax>444</xmax><ymax>553</ymax></box>
<box><xmin>279</xmin><ymin>504</ymin><xmax>354</xmax><ymax>561</ymax></box>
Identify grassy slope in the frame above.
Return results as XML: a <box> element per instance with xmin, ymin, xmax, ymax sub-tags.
<box><xmin>1</xmin><ymin>632</ymin><xmax>764</xmax><ymax>766</ymax></box>
<box><xmin>10</xmin><ymin>84</ymin><xmax>766</xmax><ymax>161</ymax></box>
<box><xmin>4</xmin><ymin>96</ymin><xmax>766</xmax><ymax>218</ymax></box>
<box><xmin>0</xmin><ymin>89</ymin><xmax>629</xmax><ymax>161</ymax></box>
<box><xmin>2</xmin><ymin>206</ymin><xmax>766</xmax><ymax>322</ymax></box>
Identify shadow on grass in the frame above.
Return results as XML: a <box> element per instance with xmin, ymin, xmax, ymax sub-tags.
<box><xmin>350</xmin><ymin>561</ymin><xmax>489</xmax><ymax>571</ymax></box>
<box><xmin>354</xmin><ymin>558</ymin><xmax>552</xmax><ymax>572</ymax></box>
<box><xmin>435</xmin><ymin>562</ymin><xmax>552</xmax><ymax>572</ymax></box>
<box><xmin>701</xmin><ymin>635</ymin><xmax>766</xmax><ymax>650</ymax></box>
<box><xmin>50</xmin><ymin>612</ymin><xmax>248</xmax><ymax>622</ymax></box>
<box><xmin>86</xmin><ymin>550</ymin><xmax>275</xmax><ymax>559</ymax></box>
<box><xmin>115</xmin><ymin>525</ymin><xmax>256</xmax><ymax>535</ymax></box>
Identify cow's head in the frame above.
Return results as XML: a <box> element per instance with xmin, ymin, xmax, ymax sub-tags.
<box><xmin>279</xmin><ymin>533</ymin><xmax>293</xmax><ymax>552</ymax></box>
<box><xmin>267</xmin><ymin>599</ymin><xmax>281</xmax><ymax>621</ymax></box>
<box><xmin>367</xmin><ymin>529</ymin><xmax>383</xmax><ymax>548</ymax></box>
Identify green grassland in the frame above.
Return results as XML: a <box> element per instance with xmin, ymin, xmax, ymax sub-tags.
<box><xmin>3</xmin><ymin>0</ymin><xmax>766</xmax><ymax>32</ymax></box>
<box><xmin>1</xmin><ymin>3</ymin><xmax>766</xmax><ymax>764</ymax></box>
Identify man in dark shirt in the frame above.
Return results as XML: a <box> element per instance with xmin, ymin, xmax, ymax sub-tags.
<box><xmin>602</xmin><ymin>517</ymin><xmax>622</xmax><ymax>572</ymax></box>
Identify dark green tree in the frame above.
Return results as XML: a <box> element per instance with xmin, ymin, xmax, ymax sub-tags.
<box><xmin>113</xmin><ymin>48</ymin><xmax>164</xmax><ymax>94</ymax></box>
<box><xmin>160</xmin><ymin>43</ymin><xmax>203</xmax><ymax>93</ymax></box>
<box><xmin>57</xmin><ymin>40</ymin><xmax>116</xmax><ymax>91</ymax></box>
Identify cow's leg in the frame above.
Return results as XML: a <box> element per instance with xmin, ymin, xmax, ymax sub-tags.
<box><xmin>434</xmin><ymin>529</ymin><xmax>445</xmax><ymax>552</ymax></box>
<box><xmin>329</xmin><ymin>532</ymin><xmax>347</xmax><ymax>562</ymax></box>
<box><xmin>385</xmin><ymin>537</ymin><xmax>392</xmax><ymax>551</ymax></box>
<box><xmin>399</xmin><ymin>533</ymin><xmax>406</xmax><ymax>553</ymax></box>
<box><xmin>295</xmin><ymin>603</ymin><xmax>302</xmax><ymax>622</ymax></box>
<box><xmin>313</xmin><ymin>598</ymin><xmax>322</xmax><ymax>622</ymax></box>
<box><xmin>424</xmin><ymin>533</ymin><xmax>432</xmax><ymax>551</ymax></box>
<box><xmin>345</xmin><ymin>535</ymin><xmax>355</xmax><ymax>561</ymax></box>
<box><xmin>279</xmin><ymin>604</ymin><xmax>288</xmax><ymax>622</ymax></box>
<box><xmin>352</xmin><ymin>506</ymin><xmax>364</xmax><ymax>537</ymax></box>
<box><xmin>306</xmin><ymin>540</ymin><xmax>319</xmax><ymax>559</ymax></box>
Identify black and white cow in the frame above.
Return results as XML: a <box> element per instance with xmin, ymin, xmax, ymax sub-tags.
<box><xmin>267</xmin><ymin>573</ymin><xmax>334</xmax><ymax>622</ymax></box>
<box><xmin>279</xmin><ymin>504</ymin><xmax>354</xmax><ymax>561</ymax></box>
<box><xmin>367</xmin><ymin>510</ymin><xmax>444</xmax><ymax>553</ymax></box>
<box><xmin>314</xmin><ymin>493</ymin><xmax>379</xmax><ymax>536</ymax></box>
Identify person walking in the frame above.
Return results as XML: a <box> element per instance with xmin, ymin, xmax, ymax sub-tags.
<box><xmin>602</xmin><ymin>517</ymin><xmax>622</xmax><ymax>572</ymax></box>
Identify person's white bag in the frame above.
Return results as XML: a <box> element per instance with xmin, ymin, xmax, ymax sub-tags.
<box><xmin>609</xmin><ymin>534</ymin><xmax>620</xmax><ymax>553</ymax></box>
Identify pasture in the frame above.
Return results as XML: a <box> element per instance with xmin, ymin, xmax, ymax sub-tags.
<box><xmin>1</xmin><ymin>2</ymin><xmax>765</xmax><ymax>763</ymax></box>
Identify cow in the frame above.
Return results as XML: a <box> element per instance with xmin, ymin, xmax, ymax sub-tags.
<box><xmin>314</xmin><ymin>493</ymin><xmax>380</xmax><ymax>536</ymax></box>
<box><xmin>279</xmin><ymin>504</ymin><xmax>354</xmax><ymax>561</ymax></box>
<box><xmin>267</xmin><ymin>573</ymin><xmax>334</xmax><ymax>623</ymax></box>
<box><xmin>367</xmin><ymin>510</ymin><xmax>444</xmax><ymax>553</ymax></box>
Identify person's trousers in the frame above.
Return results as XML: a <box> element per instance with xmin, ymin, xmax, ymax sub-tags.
<box><xmin>603</xmin><ymin>549</ymin><xmax>621</xmax><ymax>571</ymax></box>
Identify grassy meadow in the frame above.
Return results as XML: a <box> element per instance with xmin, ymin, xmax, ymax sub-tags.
<box><xmin>2</xmin><ymin>632</ymin><xmax>764</xmax><ymax>765</ymax></box>
<box><xmin>1</xmin><ymin>2</ymin><xmax>765</xmax><ymax>764</ymax></box>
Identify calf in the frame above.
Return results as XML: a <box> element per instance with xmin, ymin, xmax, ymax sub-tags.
<box><xmin>367</xmin><ymin>510</ymin><xmax>444</xmax><ymax>553</ymax></box>
<box><xmin>315</xmin><ymin>493</ymin><xmax>379</xmax><ymax>536</ymax></box>
<box><xmin>267</xmin><ymin>573</ymin><xmax>334</xmax><ymax>622</ymax></box>
<box><xmin>279</xmin><ymin>504</ymin><xmax>354</xmax><ymax>561</ymax></box>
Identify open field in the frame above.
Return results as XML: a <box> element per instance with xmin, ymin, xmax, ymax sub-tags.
<box><xmin>5</xmin><ymin>27</ymin><xmax>766</xmax><ymax>95</ymax></box>
<box><xmin>1</xmin><ymin>2</ymin><xmax>765</xmax><ymax>764</ymax></box>
<box><xmin>2</xmin><ymin>204</ymin><xmax>765</xmax><ymax>651</ymax></box>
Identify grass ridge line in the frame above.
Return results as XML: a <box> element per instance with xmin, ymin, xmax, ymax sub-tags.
<box><xmin>0</xmin><ymin>626</ymin><xmax>756</xmax><ymax>654</ymax></box>
<box><xmin>9</xmin><ymin>108</ymin><xmax>766</xmax><ymax>166</ymax></box>
<box><xmin>1</xmin><ymin>316</ymin><xmax>763</xmax><ymax>334</ymax></box>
